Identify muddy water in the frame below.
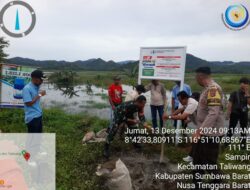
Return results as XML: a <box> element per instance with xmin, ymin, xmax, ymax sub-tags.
<box><xmin>40</xmin><ymin>84</ymin><xmax>110</xmax><ymax>118</ymax></box>
<box><xmin>40</xmin><ymin>84</ymin><xmax>172</xmax><ymax>120</ymax></box>
<box><xmin>40</xmin><ymin>84</ymin><xmax>234</xmax><ymax>133</ymax></box>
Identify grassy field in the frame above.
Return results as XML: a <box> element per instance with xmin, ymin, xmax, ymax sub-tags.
<box><xmin>0</xmin><ymin>108</ymin><xmax>108</xmax><ymax>190</ymax></box>
<box><xmin>1</xmin><ymin>107</ymin><xmax>250</xmax><ymax>189</ymax></box>
<box><xmin>1</xmin><ymin>70</ymin><xmax>249</xmax><ymax>189</ymax></box>
<box><xmin>73</xmin><ymin>71</ymin><xmax>249</xmax><ymax>94</ymax></box>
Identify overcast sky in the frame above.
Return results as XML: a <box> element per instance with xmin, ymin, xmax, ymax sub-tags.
<box><xmin>1</xmin><ymin>0</ymin><xmax>250</xmax><ymax>62</ymax></box>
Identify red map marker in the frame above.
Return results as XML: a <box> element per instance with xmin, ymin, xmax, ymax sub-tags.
<box><xmin>24</xmin><ymin>152</ymin><xmax>30</xmax><ymax>161</ymax></box>
<box><xmin>21</xmin><ymin>150</ymin><xmax>31</xmax><ymax>161</ymax></box>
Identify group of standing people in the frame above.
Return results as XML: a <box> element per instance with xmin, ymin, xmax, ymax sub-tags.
<box><xmin>107</xmin><ymin>76</ymin><xmax>192</xmax><ymax>130</ymax></box>
<box><xmin>21</xmin><ymin>68</ymin><xmax>250</xmax><ymax>188</ymax></box>
<box><xmin>105</xmin><ymin>67</ymin><xmax>250</xmax><ymax>188</ymax></box>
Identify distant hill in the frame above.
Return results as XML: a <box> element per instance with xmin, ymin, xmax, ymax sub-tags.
<box><xmin>117</xmin><ymin>60</ymin><xmax>136</xmax><ymax>64</ymax></box>
<box><xmin>6</xmin><ymin>54</ymin><xmax>250</xmax><ymax>73</ymax></box>
<box><xmin>6</xmin><ymin>57</ymin><xmax>119</xmax><ymax>71</ymax></box>
<box><xmin>185</xmin><ymin>54</ymin><xmax>250</xmax><ymax>73</ymax></box>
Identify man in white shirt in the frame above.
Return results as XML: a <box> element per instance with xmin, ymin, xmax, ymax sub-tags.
<box><xmin>146</xmin><ymin>80</ymin><xmax>167</xmax><ymax>129</ymax></box>
<box><xmin>163</xmin><ymin>91</ymin><xmax>198</xmax><ymax>121</ymax></box>
<box><xmin>163</xmin><ymin>91</ymin><xmax>198</xmax><ymax>162</ymax></box>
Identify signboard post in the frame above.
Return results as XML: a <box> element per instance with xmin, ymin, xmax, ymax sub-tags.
<box><xmin>0</xmin><ymin>63</ymin><xmax>35</xmax><ymax>108</ymax></box>
<box><xmin>138</xmin><ymin>47</ymin><xmax>187</xmax><ymax>145</ymax></box>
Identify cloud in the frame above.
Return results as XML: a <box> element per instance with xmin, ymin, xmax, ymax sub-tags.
<box><xmin>1</xmin><ymin>0</ymin><xmax>250</xmax><ymax>62</ymax></box>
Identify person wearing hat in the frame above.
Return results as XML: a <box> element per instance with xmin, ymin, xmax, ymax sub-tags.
<box><xmin>22</xmin><ymin>70</ymin><xmax>46</xmax><ymax>133</ymax></box>
<box><xmin>125</xmin><ymin>84</ymin><xmax>146</xmax><ymax>102</ymax></box>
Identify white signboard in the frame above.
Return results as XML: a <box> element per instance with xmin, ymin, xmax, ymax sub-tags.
<box><xmin>138</xmin><ymin>47</ymin><xmax>187</xmax><ymax>145</ymax></box>
<box><xmin>138</xmin><ymin>47</ymin><xmax>187</xmax><ymax>83</ymax></box>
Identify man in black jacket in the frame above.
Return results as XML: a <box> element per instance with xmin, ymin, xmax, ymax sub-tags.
<box><xmin>226</xmin><ymin>77</ymin><xmax>250</xmax><ymax>147</ymax></box>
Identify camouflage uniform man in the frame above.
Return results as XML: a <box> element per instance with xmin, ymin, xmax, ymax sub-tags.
<box><xmin>192</xmin><ymin>67</ymin><xmax>225</xmax><ymax>188</ymax></box>
<box><xmin>104</xmin><ymin>95</ymin><xmax>147</xmax><ymax>158</ymax></box>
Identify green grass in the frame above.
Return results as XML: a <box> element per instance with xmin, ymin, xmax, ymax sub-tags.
<box><xmin>87</xmin><ymin>103</ymin><xmax>109</xmax><ymax>109</ymax></box>
<box><xmin>164</xmin><ymin>143</ymin><xmax>188</xmax><ymax>164</ymax></box>
<box><xmin>0</xmin><ymin>108</ymin><xmax>108</xmax><ymax>190</ymax></box>
<box><xmin>1</xmin><ymin>107</ymin><xmax>250</xmax><ymax>188</ymax></box>
<box><xmin>95</xmin><ymin>93</ymin><xmax>109</xmax><ymax>100</ymax></box>
<box><xmin>46</xmin><ymin>70</ymin><xmax>248</xmax><ymax>95</ymax></box>
<box><xmin>72</xmin><ymin>71</ymin><xmax>249</xmax><ymax>94</ymax></box>
<box><xmin>81</xmin><ymin>100</ymin><xmax>109</xmax><ymax>109</ymax></box>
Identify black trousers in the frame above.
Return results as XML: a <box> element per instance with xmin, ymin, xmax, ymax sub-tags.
<box><xmin>227</xmin><ymin>112</ymin><xmax>248</xmax><ymax>138</ymax></box>
<box><xmin>189</xmin><ymin>143</ymin><xmax>197</xmax><ymax>158</ymax></box>
<box><xmin>27</xmin><ymin>116</ymin><xmax>43</xmax><ymax>133</ymax></box>
<box><xmin>193</xmin><ymin>137</ymin><xmax>222</xmax><ymax>189</ymax></box>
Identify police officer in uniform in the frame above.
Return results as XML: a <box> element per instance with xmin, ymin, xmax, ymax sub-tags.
<box><xmin>192</xmin><ymin>67</ymin><xmax>225</xmax><ymax>189</ymax></box>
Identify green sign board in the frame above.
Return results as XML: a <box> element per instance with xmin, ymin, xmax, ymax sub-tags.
<box><xmin>142</xmin><ymin>69</ymin><xmax>154</xmax><ymax>76</ymax></box>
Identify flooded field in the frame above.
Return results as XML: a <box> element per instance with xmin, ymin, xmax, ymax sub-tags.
<box><xmin>40</xmin><ymin>84</ymin><xmax>172</xmax><ymax>120</ymax></box>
